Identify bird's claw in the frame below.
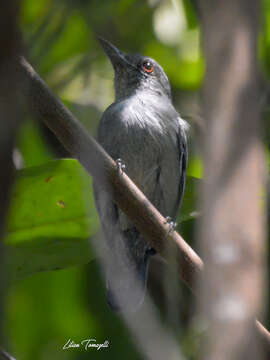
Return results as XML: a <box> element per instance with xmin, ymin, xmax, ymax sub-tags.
<box><xmin>116</xmin><ymin>158</ymin><xmax>126</xmax><ymax>174</ymax></box>
<box><xmin>165</xmin><ymin>216</ymin><xmax>177</xmax><ymax>234</ymax></box>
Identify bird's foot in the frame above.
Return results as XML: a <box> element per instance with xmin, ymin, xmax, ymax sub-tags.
<box><xmin>165</xmin><ymin>216</ymin><xmax>177</xmax><ymax>234</ymax></box>
<box><xmin>116</xmin><ymin>158</ymin><xmax>126</xmax><ymax>174</ymax></box>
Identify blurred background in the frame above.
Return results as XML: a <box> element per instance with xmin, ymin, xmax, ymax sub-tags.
<box><xmin>4</xmin><ymin>0</ymin><xmax>270</xmax><ymax>359</ymax></box>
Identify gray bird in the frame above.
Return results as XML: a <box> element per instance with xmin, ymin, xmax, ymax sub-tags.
<box><xmin>94</xmin><ymin>38</ymin><xmax>188</xmax><ymax>312</ymax></box>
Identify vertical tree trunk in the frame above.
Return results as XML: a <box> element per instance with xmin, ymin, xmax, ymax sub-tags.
<box><xmin>0</xmin><ymin>0</ymin><xmax>22</xmax><ymax>342</ymax></box>
<box><xmin>199</xmin><ymin>1</ymin><xmax>266</xmax><ymax>359</ymax></box>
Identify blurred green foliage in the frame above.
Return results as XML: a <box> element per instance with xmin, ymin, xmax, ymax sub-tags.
<box><xmin>5</xmin><ymin>159</ymin><xmax>98</xmax><ymax>282</ymax></box>
<box><xmin>4</xmin><ymin>0</ymin><xmax>270</xmax><ymax>359</ymax></box>
<box><xmin>5</xmin><ymin>157</ymin><xmax>199</xmax><ymax>283</ymax></box>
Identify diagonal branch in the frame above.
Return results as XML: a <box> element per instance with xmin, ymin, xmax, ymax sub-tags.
<box><xmin>0</xmin><ymin>347</ymin><xmax>16</xmax><ymax>360</ymax></box>
<box><xmin>17</xmin><ymin>56</ymin><xmax>270</xmax><ymax>352</ymax></box>
<box><xmin>17</xmin><ymin>56</ymin><xmax>203</xmax><ymax>289</ymax></box>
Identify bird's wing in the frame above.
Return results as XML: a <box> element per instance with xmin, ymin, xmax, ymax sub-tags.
<box><xmin>93</xmin><ymin>107</ymin><xmax>151</xmax><ymax>311</ymax></box>
<box><xmin>96</xmin><ymin>106</ymin><xmax>119</xmax><ymax>158</ymax></box>
<box><xmin>174</xmin><ymin>118</ymin><xmax>188</xmax><ymax>217</ymax></box>
<box><xmin>153</xmin><ymin>115</ymin><xmax>188</xmax><ymax>220</ymax></box>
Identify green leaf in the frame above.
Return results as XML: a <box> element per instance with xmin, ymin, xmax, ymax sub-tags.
<box><xmin>5</xmin><ymin>158</ymin><xmax>199</xmax><ymax>282</ymax></box>
<box><xmin>5</xmin><ymin>159</ymin><xmax>99</xmax><ymax>282</ymax></box>
<box><xmin>39</xmin><ymin>11</ymin><xmax>90</xmax><ymax>74</ymax></box>
<box><xmin>187</xmin><ymin>154</ymin><xmax>203</xmax><ymax>178</ymax></box>
<box><xmin>17</xmin><ymin>119</ymin><xmax>54</xmax><ymax>167</ymax></box>
<box><xmin>179</xmin><ymin>176</ymin><xmax>201</xmax><ymax>222</ymax></box>
<box><xmin>21</xmin><ymin>0</ymin><xmax>51</xmax><ymax>25</ymax></box>
<box><xmin>182</xmin><ymin>0</ymin><xmax>199</xmax><ymax>29</ymax></box>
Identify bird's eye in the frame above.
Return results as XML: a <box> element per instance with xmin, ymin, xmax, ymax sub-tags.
<box><xmin>142</xmin><ymin>61</ymin><xmax>154</xmax><ymax>73</ymax></box>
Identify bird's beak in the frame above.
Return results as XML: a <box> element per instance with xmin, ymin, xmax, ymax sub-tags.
<box><xmin>98</xmin><ymin>37</ymin><xmax>133</xmax><ymax>70</ymax></box>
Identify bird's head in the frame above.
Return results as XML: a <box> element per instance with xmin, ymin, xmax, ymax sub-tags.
<box><xmin>99</xmin><ymin>38</ymin><xmax>172</xmax><ymax>101</ymax></box>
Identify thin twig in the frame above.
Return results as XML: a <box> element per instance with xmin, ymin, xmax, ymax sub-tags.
<box><xmin>0</xmin><ymin>348</ymin><xmax>16</xmax><ymax>360</ymax></box>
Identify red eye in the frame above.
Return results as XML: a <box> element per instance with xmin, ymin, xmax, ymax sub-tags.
<box><xmin>143</xmin><ymin>61</ymin><xmax>154</xmax><ymax>73</ymax></box>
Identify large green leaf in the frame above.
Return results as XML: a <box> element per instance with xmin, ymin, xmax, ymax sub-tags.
<box><xmin>5</xmin><ymin>159</ymin><xmax>99</xmax><ymax>282</ymax></box>
<box><xmin>5</xmin><ymin>159</ymin><xmax>199</xmax><ymax>282</ymax></box>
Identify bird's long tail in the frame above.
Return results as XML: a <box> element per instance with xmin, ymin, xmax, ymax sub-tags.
<box><xmin>105</xmin><ymin>227</ymin><xmax>154</xmax><ymax>312</ymax></box>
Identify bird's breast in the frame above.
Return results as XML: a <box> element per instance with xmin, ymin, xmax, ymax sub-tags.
<box><xmin>108</xmin><ymin>99</ymin><xmax>177</xmax><ymax>189</ymax></box>
<box><xmin>115</xmin><ymin>96</ymin><xmax>177</xmax><ymax>140</ymax></box>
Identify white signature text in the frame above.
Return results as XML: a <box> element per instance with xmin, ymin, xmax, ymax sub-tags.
<box><xmin>63</xmin><ymin>338</ymin><xmax>109</xmax><ymax>351</ymax></box>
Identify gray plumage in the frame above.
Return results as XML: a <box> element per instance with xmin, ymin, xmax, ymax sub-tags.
<box><xmin>94</xmin><ymin>38</ymin><xmax>188</xmax><ymax>312</ymax></box>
